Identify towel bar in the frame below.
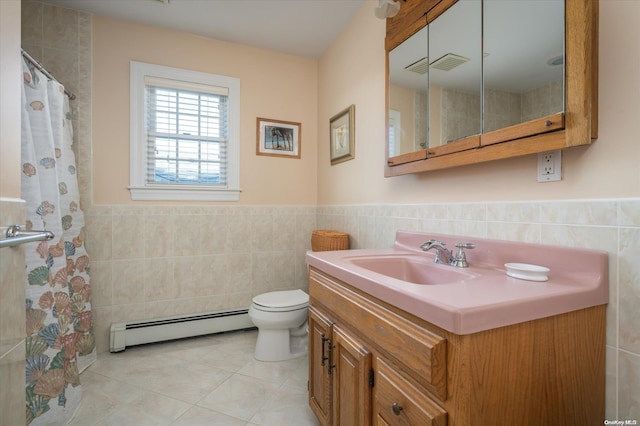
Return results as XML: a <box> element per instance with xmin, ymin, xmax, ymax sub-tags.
<box><xmin>0</xmin><ymin>225</ymin><xmax>54</xmax><ymax>249</ymax></box>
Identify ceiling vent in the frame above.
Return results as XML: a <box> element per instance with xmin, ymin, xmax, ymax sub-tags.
<box><xmin>405</xmin><ymin>57</ymin><xmax>429</xmax><ymax>75</ymax></box>
<box><xmin>430</xmin><ymin>53</ymin><xmax>469</xmax><ymax>71</ymax></box>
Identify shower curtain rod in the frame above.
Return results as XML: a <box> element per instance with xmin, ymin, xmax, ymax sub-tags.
<box><xmin>21</xmin><ymin>49</ymin><xmax>76</xmax><ymax>100</ymax></box>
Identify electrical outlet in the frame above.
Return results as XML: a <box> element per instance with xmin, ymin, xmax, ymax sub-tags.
<box><xmin>537</xmin><ymin>150</ymin><xmax>562</xmax><ymax>182</ymax></box>
<box><xmin>542</xmin><ymin>153</ymin><xmax>555</xmax><ymax>175</ymax></box>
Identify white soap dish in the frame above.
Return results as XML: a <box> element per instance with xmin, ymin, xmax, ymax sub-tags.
<box><xmin>504</xmin><ymin>263</ymin><xmax>550</xmax><ymax>282</ymax></box>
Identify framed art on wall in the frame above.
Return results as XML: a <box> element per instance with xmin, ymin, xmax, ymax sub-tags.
<box><xmin>256</xmin><ymin>118</ymin><xmax>301</xmax><ymax>159</ymax></box>
<box><xmin>329</xmin><ymin>104</ymin><xmax>355</xmax><ymax>165</ymax></box>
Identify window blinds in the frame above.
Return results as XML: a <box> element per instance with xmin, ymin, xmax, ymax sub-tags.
<box><xmin>144</xmin><ymin>76</ymin><xmax>229</xmax><ymax>185</ymax></box>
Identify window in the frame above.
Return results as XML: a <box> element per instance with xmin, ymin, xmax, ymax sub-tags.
<box><xmin>130</xmin><ymin>61</ymin><xmax>240</xmax><ymax>201</ymax></box>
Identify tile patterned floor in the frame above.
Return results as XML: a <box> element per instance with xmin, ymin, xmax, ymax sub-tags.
<box><xmin>69</xmin><ymin>330</ymin><xmax>320</xmax><ymax>425</ymax></box>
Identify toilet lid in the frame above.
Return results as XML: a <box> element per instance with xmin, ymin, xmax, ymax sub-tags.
<box><xmin>252</xmin><ymin>289</ymin><xmax>309</xmax><ymax>309</ymax></box>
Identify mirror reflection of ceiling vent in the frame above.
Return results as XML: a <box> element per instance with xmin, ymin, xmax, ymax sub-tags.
<box><xmin>430</xmin><ymin>53</ymin><xmax>469</xmax><ymax>71</ymax></box>
<box><xmin>405</xmin><ymin>53</ymin><xmax>470</xmax><ymax>74</ymax></box>
<box><xmin>405</xmin><ymin>57</ymin><xmax>429</xmax><ymax>75</ymax></box>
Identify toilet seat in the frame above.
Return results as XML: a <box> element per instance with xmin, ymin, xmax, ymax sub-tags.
<box><xmin>252</xmin><ymin>289</ymin><xmax>309</xmax><ymax>312</ymax></box>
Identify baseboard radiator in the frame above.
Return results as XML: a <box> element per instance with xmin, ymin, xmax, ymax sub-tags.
<box><xmin>109</xmin><ymin>309</ymin><xmax>255</xmax><ymax>352</ymax></box>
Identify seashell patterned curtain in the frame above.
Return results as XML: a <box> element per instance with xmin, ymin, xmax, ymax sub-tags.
<box><xmin>21</xmin><ymin>59</ymin><xmax>96</xmax><ymax>425</ymax></box>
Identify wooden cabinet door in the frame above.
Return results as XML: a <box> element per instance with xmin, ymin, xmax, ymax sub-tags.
<box><xmin>309</xmin><ymin>307</ymin><xmax>333</xmax><ymax>426</ymax></box>
<box><xmin>332</xmin><ymin>325</ymin><xmax>372</xmax><ymax>426</ymax></box>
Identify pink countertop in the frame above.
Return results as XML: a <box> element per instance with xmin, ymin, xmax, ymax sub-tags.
<box><xmin>306</xmin><ymin>231</ymin><xmax>609</xmax><ymax>335</ymax></box>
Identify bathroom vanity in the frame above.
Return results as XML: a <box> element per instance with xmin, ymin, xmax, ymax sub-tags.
<box><xmin>306</xmin><ymin>232</ymin><xmax>608</xmax><ymax>425</ymax></box>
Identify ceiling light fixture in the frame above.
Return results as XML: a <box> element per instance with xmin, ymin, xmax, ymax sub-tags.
<box><xmin>375</xmin><ymin>0</ymin><xmax>400</xmax><ymax>19</ymax></box>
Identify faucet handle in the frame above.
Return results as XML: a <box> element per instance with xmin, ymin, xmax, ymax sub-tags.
<box><xmin>452</xmin><ymin>242</ymin><xmax>475</xmax><ymax>268</ymax></box>
<box><xmin>455</xmin><ymin>242</ymin><xmax>475</xmax><ymax>250</ymax></box>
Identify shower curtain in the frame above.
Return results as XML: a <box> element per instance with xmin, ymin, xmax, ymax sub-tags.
<box><xmin>21</xmin><ymin>59</ymin><xmax>96</xmax><ymax>425</ymax></box>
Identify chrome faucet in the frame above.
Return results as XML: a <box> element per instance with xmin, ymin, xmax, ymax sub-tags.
<box><xmin>420</xmin><ymin>239</ymin><xmax>476</xmax><ymax>268</ymax></box>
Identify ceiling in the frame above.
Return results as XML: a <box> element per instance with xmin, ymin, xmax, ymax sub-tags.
<box><xmin>40</xmin><ymin>0</ymin><xmax>366</xmax><ymax>58</ymax></box>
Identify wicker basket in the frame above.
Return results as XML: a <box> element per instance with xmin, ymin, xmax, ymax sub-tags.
<box><xmin>311</xmin><ymin>230</ymin><xmax>350</xmax><ymax>252</ymax></box>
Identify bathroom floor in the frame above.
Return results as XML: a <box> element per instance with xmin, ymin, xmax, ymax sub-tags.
<box><xmin>69</xmin><ymin>329</ymin><xmax>320</xmax><ymax>425</ymax></box>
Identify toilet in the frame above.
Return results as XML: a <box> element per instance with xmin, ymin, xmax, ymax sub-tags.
<box><xmin>248</xmin><ymin>289</ymin><xmax>309</xmax><ymax>362</ymax></box>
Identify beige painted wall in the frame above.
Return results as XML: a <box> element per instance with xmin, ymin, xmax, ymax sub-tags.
<box><xmin>0</xmin><ymin>0</ymin><xmax>21</xmax><ymax>199</ymax></box>
<box><xmin>318</xmin><ymin>0</ymin><xmax>640</xmax><ymax>204</ymax></box>
<box><xmin>0</xmin><ymin>2</ymin><xmax>27</xmax><ymax>425</ymax></box>
<box><xmin>92</xmin><ymin>16</ymin><xmax>318</xmax><ymax>205</ymax></box>
<box><xmin>317</xmin><ymin>0</ymin><xmax>386</xmax><ymax>204</ymax></box>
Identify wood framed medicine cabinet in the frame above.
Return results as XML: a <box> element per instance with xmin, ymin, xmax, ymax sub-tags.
<box><xmin>384</xmin><ymin>0</ymin><xmax>598</xmax><ymax>177</ymax></box>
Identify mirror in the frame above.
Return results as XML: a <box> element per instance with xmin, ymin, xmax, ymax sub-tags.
<box><xmin>387</xmin><ymin>0</ymin><xmax>484</xmax><ymax>159</ymax></box>
<box><xmin>483</xmin><ymin>0</ymin><xmax>564</xmax><ymax>133</ymax></box>
<box><xmin>429</xmin><ymin>0</ymin><xmax>482</xmax><ymax>147</ymax></box>
<box><xmin>388</xmin><ymin>27</ymin><xmax>429</xmax><ymax>157</ymax></box>
<box><xmin>385</xmin><ymin>0</ymin><xmax>589</xmax><ymax>175</ymax></box>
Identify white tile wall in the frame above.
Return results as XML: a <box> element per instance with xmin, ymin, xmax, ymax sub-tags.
<box><xmin>0</xmin><ymin>199</ymin><xmax>26</xmax><ymax>426</ymax></box>
<box><xmin>85</xmin><ymin>205</ymin><xmax>317</xmax><ymax>353</ymax></box>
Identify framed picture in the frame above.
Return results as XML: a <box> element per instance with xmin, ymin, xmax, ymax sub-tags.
<box><xmin>256</xmin><ymin>118</ymin><xmax>301</xmax><ymax>159</ymax></box>
<box><xmin>330</xmin><ymin>104</ymin><xmax>355</xmax><ymax>165</ymax></box>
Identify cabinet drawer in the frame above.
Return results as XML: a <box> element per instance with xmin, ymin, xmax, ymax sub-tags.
<box><xmin>374</xmin><ymin>358</ymin><xmax>447</xmax><ymax>426</ymax></box>
<box><xmin>309</xmin><ymin>268</ymin><xmax>447</xmax><ymax>400</ymax></box>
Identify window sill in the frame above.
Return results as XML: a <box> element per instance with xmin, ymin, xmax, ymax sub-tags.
<box><xmin>129</xmin><ymin>185</ymin><xmax>241</xmax><ymax>201</ymax></box>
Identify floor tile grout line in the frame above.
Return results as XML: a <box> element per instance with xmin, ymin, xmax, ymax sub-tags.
<box><xmin>74</xmin><ymin>331</ymin><xmax>318</xmax><ymax>425</ymax></box>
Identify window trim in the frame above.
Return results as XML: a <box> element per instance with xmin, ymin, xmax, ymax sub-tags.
<box><xmin>129</xmin><ymin>61</ymin><xmax>241</xmax><ymax>201</ymax></box>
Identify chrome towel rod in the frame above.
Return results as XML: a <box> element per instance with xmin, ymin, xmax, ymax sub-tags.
<box><xmin>0</xmin><ymin>225</ymin><xmax>54</xmax><ymax>249</ymax></box>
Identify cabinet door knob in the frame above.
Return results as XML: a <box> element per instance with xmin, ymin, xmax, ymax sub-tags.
<box><xmin>392</xmin><ymin>402</ymin><xmax>403</xmax><ymax>415</ymax></box>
